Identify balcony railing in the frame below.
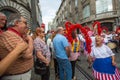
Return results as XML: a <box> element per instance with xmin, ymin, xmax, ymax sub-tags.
<box><xmin>95</xmin><ymin>10</ymin><xmax>117</xmax><ymax>19</ymax></box>
<box><xmin>80</xmin><ymin>10</ymin><xmax>118</xmax><ymax>23</ymax></box>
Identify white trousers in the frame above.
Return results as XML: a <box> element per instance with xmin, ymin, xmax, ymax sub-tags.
<box><xmin>1</xmin><ymin>70</ymin><xmax>31</xmax><ymax>80</ymax></box>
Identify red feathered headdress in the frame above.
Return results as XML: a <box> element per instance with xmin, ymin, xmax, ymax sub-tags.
<box><xmin>93</xmin><ymin>21</ymin><xmax>102</xmax><ymax>35</ymax></box>
<box><xmin>84</xmin><ymin>26</ymin><xmax>90</xmax><ymax>31</ymax></box>
<box><xmin>116</xmin><ymin>27</ymin><xmax>120</xmax><ymax>34</ymax></box>
<box><xmin>65</xmin><ymin>21</ymin><xmax>92</xmax><ymax>54</ymax></box>
<box><xmin>102</xmin><ymin>26</ymin><xmax>108</xmax><ymax>32</ymax></box>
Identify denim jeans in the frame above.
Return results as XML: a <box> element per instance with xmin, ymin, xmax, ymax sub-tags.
<box><xmin>56</xmin><ymin>57</ymin><xmax>72</xmax><ymax>80</ymax></box>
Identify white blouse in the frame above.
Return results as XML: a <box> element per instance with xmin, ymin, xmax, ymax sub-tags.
<box><xmin>90</xmin><ymin>44</ymin><xmax>115</xmax><ymax>58</ymax></box>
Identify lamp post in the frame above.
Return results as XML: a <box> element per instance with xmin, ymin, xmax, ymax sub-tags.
<box><xmin>31</xmin><ymin>0</ymin><xmax>37</xmax><ymax>32</ymax></box>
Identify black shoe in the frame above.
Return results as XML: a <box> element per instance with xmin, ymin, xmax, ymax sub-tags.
<box><xmin>88</xmin><ymin>66</ymin><xmax>91</xmax><ymax>69</ymax></box>
<box><xmin>77</xmin><ymin>59</ymin><xmax>81</xmax><ymax>61</ymax></box>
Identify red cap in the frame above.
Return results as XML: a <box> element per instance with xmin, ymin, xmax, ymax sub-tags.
<box><xmin>41</xmin><ymin>23</ymin><xmax>45</xmax><ymax>29</ymax></box>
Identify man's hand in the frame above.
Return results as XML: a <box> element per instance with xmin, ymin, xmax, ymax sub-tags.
<box><xmin>15</xmin><ymin>41</ymin><xmax>28</xmax><ymax>53</ymax></box>
<box><xmin>24</xmin><ymin>35</ymin><xmax>33</xmax><ymax>43</ymax></box>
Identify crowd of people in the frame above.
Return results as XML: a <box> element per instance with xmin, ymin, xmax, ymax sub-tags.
<box><xmin>0</xmin><ymin>12</ymin><xmax>120</xmax><ymax>80</ymax></box>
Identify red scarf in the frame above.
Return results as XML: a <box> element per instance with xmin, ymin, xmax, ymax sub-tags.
<box><xmin>8</xmin><ymin>28</ymin><xmax>22</xmax><ymax>37</ymax></box>
<box><xmin>0</xmin><ymin>29</ymin><xmax>3</xmax><ymax>34</ymax></box>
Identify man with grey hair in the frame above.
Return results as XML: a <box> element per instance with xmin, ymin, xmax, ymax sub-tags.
<box><xmin>0</xmin><ymin>12</ymin><xmax>29</xmax><ymax>77</ymax></box>
<box><xmin>0</xmin><ymin>12</ymin><xmax>7</xmax><ymax>33</ymax></box>
<box><xmin>0</xmin><ymin>13</ymin><xmax>33</xmax><ymax>80</ymax></box>
<box><xmin>53</xmin><ymin>27</ymin><xmax>72</xmax><ymax>80</ymax></box>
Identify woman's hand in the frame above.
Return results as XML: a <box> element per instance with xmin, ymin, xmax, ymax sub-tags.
<box><xmin>112</xmin><ymin>60</ymin><xmax>116</xmax><ymax>66</ymax></box>
<box><xmin>111</xmin><ymin>55</ymin><xmax>116</xmax><ymax>66</ymax></box>
<box><xmin>45</xmin><ymin>60</ymin><xmax>50</xmax><ymax>66</ymax></box>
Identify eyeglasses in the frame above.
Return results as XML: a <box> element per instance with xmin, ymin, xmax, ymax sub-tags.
<box><xmin>21</xmin><ymin>21</ymin><xmax>27</xmax><ymax>25</ymax></box>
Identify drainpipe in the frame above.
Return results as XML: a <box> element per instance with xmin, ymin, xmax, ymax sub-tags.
<box><xmin>31</xmin><ymin>0</ymin><xmax>37</xmax><ymax>32</ymax></box>
<box><xmin>118</xmin><ymin>0</ymin><xmax>120</xmax><ymax>26</ymax></box>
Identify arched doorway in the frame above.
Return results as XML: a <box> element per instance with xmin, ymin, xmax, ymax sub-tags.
<box><xmin>0</xmin><ymin>9</ymin><xmax>17</xmax><ymax>18</ymax></box>
<box><xmin>0</xmin><ymin>8</ymin><xmax>20</xmax><ymax>30</ymax></box>
<box><xmin>0</xmin><ymin>9</ymin><xmax>19</xmax><ymax>24</ymax></box>
<box><xmin>101</xmin><ymin>22</ymin><xmax>113</xmax><ymax>31</ymax></box>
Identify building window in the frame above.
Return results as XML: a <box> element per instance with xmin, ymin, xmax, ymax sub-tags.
<box><xmin>65</xmin><ymin>11</ymin><xmax>68</xmax><ymax>17</ymax></box>
<box><xmin>63</xmin><ymin>15</ymin><xmax>64</xmax><ymax>19</ymax></box>
<box><xmin>83</xmin><ymin>5</ymin><xmax>90</xmax><ymax>18</ymax></box>
<box><xmin>76</xmin><ymin>13</ymin><xmax>78</xmax><ymax>21</ymax></box>
<box><xmin>75</xmin><ymin>0</ymin><xmax>78</xmax><ymax>7</ymax></box>
<box><xmin>96</xmin><ymin>0</ymin><xmax>113</xmax><ymax>14</ymax></box>
<box><xmin>70</xmin><ymin>4</ymin><xmax>72</xmax><ymax>12</ymax></box>
<box><xmin>0</xmin><ymin>9</ymin><xmax>17</xmax><ymax>18</ymax></box>
<box><xmin>65</xmin><ymin>1</ymin><xmax>66</xmax><ymax>6</ymax></box>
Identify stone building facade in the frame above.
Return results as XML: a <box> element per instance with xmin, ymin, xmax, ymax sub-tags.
<box><xmin>0</xmin><ymin>0</ymin><xmax>42</xmax><ymax>32</ymax></box>
<box><xmin>53</xmin><ymin>0</ymin><xmax>120</xmax><ymax>31</ymax></box>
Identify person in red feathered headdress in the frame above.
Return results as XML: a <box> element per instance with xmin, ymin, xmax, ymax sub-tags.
<box><xmin>115</xmin><ymin>27</ymin><xmax>120</xmax><ymax>48</ymax></box>
<box><xmin>68</xmin><ymin>29</ymin><xmax>81</xmax><ymax>80</ymax></box>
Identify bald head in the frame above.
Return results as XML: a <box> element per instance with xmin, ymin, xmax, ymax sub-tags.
<box><xmin>56</xmin><ymin>27</ymin><xmax>64</xmax><ymax>33</ymax></box>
